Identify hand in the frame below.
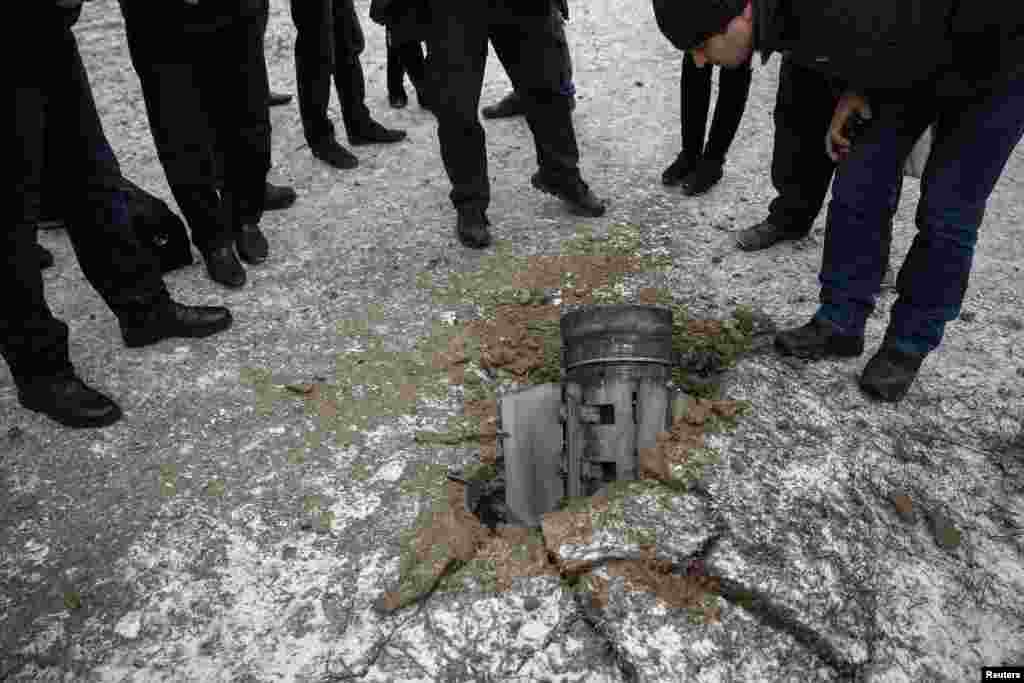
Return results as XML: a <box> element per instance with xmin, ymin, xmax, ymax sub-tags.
<box><xmin>826</xmin><ymin>92</ymin><xmax>872</xmax><ymax>162</ymax></box>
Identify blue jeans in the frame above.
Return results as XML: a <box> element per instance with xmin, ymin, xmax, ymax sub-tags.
<box><xmin>817</xmin><ymin>76</ymin><xmax>1024</xmax><ymax>355</ymax></box>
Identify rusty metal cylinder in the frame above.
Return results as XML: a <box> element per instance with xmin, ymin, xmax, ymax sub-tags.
<box><xmin>560</xmin><ymin>305</ymin><xmax>674</xmax><ymax>496</ymax></box>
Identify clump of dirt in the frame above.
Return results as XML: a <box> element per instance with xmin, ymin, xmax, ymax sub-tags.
<box><xmin>380</xmin><ymin>480</ymin><xmax>493</xmax><ymax>613</ymax></box>
<box><xmin>606</xmin><ymin>555</ymin><xmax>721</xmax><ymax>620</ymax></box>
<box><xmin>475</xmin><ymin>526</ymin><xmax>560</xmax><ymax>592</ymax></box>
<box><xmin>512</xmin><ymin>253</ymin><xmax>644</xmax><ymax>305</ymax></box>
<box><xmin>639</xmin><ymin>398</ymin><xmax>742</xmax><ymax>485</ymax></box>
<box><xmin>463</xmin><ymin>399</ymin><xmax>499</xmax><ymax>464</ymax></box>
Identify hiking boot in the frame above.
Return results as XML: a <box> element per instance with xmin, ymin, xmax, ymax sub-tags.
<box><xmin>681</xmin><ymin>159</ymin><xmax>724</xmax><ymax>196</ymax></box>
<box><xmin>482</xmin><ymin>90</ymin><xmax>525</xmax><ymax>119</ymax></box>
<box><xmin>661</xmin><ymin>151</ymin><xmax>699</xmax><ymax>186</ymax></box>
<box><xmin>389</xmin><ymin>89</ymin><xmax>408</xmax><ymax>109</ymax></box>
<box><xmin>774</xmin><ymin>317</ymin><xmax>865</xmax><ymax>359</ymax></box>
<box><xmin>264</xmin><ymin>182</ymin><xmax>297</xmax><ymax>212</ymax></box>
<box><xmin>736</xmin><ymin>220</ymin><xmax>807</xmax><ymax>252</ymax></box>
<box><xmin>531</xmin><ymin>171</ymin><xmax>607</xmax><ymax>217</ymax></box>
<box><xmin>268</xmin><ymin>91</ymin><xmax>293</xmax><ymax>107</ymax></box>
<box><xmin>203</xmin><ymin>245</ymin><xmax>246</xmax><ymax>288</ymax></box>
<box><xmin>235</xmin><ymin>223</ymin><xmax>269</xmax><ymax>265</ymax></box>
<box><xmin>859</xmin><ymin>345</ymin><xmax>925</xmax><ymax>402</ymax></box>
<box><xmin>456</xmin><ymin>208</ymin><xmax>492</xmax><ymax>249</ymax></box>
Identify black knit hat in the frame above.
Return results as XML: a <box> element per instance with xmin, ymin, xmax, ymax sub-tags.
<box><xmin>652</xmin><ymin>0</ymin><xmax>748</xmax><ymax>52</ymax></box>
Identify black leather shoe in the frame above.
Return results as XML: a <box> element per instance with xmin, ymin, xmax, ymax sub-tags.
<box><xmin>736</xmin><ymin>220</ymin><xmax>808</xmax><ymax>252</ymax></box>
<box><xmin>662</xmin><ymin>152</ymin><xmax>699</xmax><ymax>186</ymax></box>
<box><xmin>681</xmin><ymin>160</ymin><xmax>724</xmax><ymax>196</ymax></box>
<box><xmin>482</xmin><ymin>91</ymin><xmax>525</xmax><ymax>119</ymax></box>
<box><xmin>122</xmin><ymin>300</ymin><xmax>233</xmax><ymax>348</ymax></box>
<box><xmin>268</xmin><ymin>91</ymin><xmax>293</xmax><ymax>107</ymax></box>
<box><xmin>235</xmin><ymin>223</ymin><xmax>269</xmax><ymax>265</ymax></box>
<box><xmin>859</xmin><ymin>345</ymin><xmax>925</xmax><ymax>402</ymax></box>
<box><xmin>203</xmin><ymin>245</ymin><xmax>246</xmax><ymax>288</ymax></box>
<box><xmin>348</xmin><ymin>120</ymin><xmax>407</xmax><ymax>146</ymax></box>
<box><xmin>456</xmin><ymin>208</ymin><xmax>492</xmax><ymax>249</ymax></box>
<box><xmin>18</xmin><ymin>373</ymin><xmax>122</xmax><ymax>428</ymax></box>
<box><xmin>312</xmin><ymin>139</ymin><xmax>359</xmax><ymax>170</ymax></box>
<box><xmin>774</xmin><ymin>317</ymin><xmax>865</xmax><ymax>359</ymax></box>
<box><xmin>531</xmin><ymin>171</ymin><xmax>607</xmax><ymax>217</ymax></box>
<box><xmin>37</xmin><ymin>244</ymin><xmax>54</xmax><ymax>270</ymax></box>
<box><xmin>264</xmin><ymin>182</ymin><xmax>297</xmax><ymax>212</ymax></box>
<box><xmin>389</xmin><ymin>89</ymin><xmax>408</xmax><ymax>109</ymax></box>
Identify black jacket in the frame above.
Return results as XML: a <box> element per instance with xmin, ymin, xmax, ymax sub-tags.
<box><xmin>754</xmin><ymin>0</ymin><xmax>1024</xmax><ymax>98</ymax></box>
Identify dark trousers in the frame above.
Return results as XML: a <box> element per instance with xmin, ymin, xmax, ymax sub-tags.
<box><xmin>427</xmin><ymin>0</ymin><xmax>579</xmax><ymax>211</ymax></box>
<box><xmin>818</xmin><ymin>76</ymin><xmax>1024</xmax><ymax>353</ymax></box>
<box><xmin>680</xmin><ymin>52</ymin><xmax>752</xmax><ymax>164</ymax></box>
<box><xmin>766</xmin><ymin>56</ymin><xmax>841</xmax><ymax>235</ymax></box>
<box><xmin>386</xmin><ymin>28</ymin><xmax>427</xmax><ymax>97</ymax></box>
<box><xmin>120</xmin><ymin>3</ymin><xmax>271</xmax><ymax>252</ymax></box>
<box><xmin>291</xmin><ymin>0</ymin><xmax>371</xmax><ymax>146</ymax></box>
<box><xmin>5</xmin><ymin>22</ymin><xmax>167</xmax><ymax>385</ymax></box>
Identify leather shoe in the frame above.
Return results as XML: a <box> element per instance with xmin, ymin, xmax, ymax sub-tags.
<box><xmin>268</xmin><ymin>91</ymin><xmax>293</xmax><ymax>107</ymax></box>
<box><xmin>37</xmin><ymin>244</ymin><xmax>55</xmax><ymax>269</ymax></box>
<box><xmin>389</xmin><ymin>89</ymin><xmax>408</xmax><ymax>109</ymax></box>
<box><xmin>312</xmin><ymin>139</ymin><xmax>359</xmax><ymax>170</ymax></box>
<box><xmin>348</xmin><ymin>120</ymin><xmax>406</xmax><ymax>145</ymax></box>
<box><xmin>264</xmin><ymin>182</ymin><xmax>296</xmax><ymax>211</ymax></box>
<box><xmin>531</xmin><ymin>171</ymin><xmax>607</xmax><ymax>217</ymax></box>
<box><xmin>662</xmin><ymin>152</ymin><xmax>699</xmax><ymax>186</ymax></box>
<box><xmin>122</xmin><ymin>300</ymin><xmax>233</xmax><ymax>348</ymax></box>
<box><xmin>482</xmin><ymin>91</ymin><xmax>525</xmax><ymax>119</ymax></box>
<box><xmin>235</xmin><ymin>223</ymin><xmax>269</xmax><ymax>265</ymax></box>
<box><xmin>18</xmin><ymin>372</ymin><xmax>122</xmax><ymax>428</ymax></box>
<box><xmin>774</xmin><ymin>317</ymin><xmax>865</xmax><ymax>359</ymax></box>
<box><xmin>681</xmin><ymin>160</ymin><xmax>724</xmax><ymax>196</ymax></box>
<box><xmin>736</xmin><ymin>220</ymin><xmax>808</xmax><ymax>252</ymax></box>
<box><xmin>859</xmin><ymin>345</ymin><xmax>925</xmax><ymax>402</ymax></box>
<box><xmin>456</xmin><ymin>208</ymin><xmax>492</xmax><ymax>249</ymax></box>
<box><xmin>203</xmin><ymin>245</ymin><xmax>246</xmax><ymax>288</ymax></box>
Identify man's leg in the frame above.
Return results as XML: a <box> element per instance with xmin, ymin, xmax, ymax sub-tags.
<box><xmin>663</xmin><ymin>53</ymin><xmax>710</xmax><ymax>186</ymax></box>
<box><xmin>491</xmin><ymin>8</ymin><xmax>605</xmax><ymax>217</ymax></box>
<box><xmin>860</xmin><ymin>79</ymin><xmax>1024</xmax><ymax>400</ymax></box>
<box><xmin>737</xmin><ymin>56</ymin><xmax>837</xmax><ymax>250</ymax></box>
<box><xmin>332</xmin><ymin>0</ymin><xmax>405</xmax><ymax>144</ymax></box>
<box><xmin>205</xmin><ymin>11</ymin><xmax>273</xmax><ymax>265</ymax></box>
<box><xmin>684</xmin><ymin>58</ymin><xmax>752</xmax><ymax>196</ymax></box>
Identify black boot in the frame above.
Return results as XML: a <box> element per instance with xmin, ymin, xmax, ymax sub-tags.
<box><xmin>268</xmin><ymin>91</ymin><xmax>293</xmax><ymax>107</ymax></box>
<box><xmin>531</xmin><ymin>171</ymin><xmax>607</xmax><ymax>217</ymax></box>
<box><xmin>735</xmin><ymin>220</ymin><xmax>808</xmax><ymax>252</ymax></box>
<box><xmin>456</xmin><ymin>208</ymin><xmax>492</xmax><ymax>249</ymax></box>
<box><xmin>121</xmin><ymin>300</ymin><xmax>233</xmax><ymax>348</ymax></box>
<box><xmin>235</xmin><ymin>223</ymin><xmax>269</xmax><ymax>265</ymax></box>
<box><xmin>37</xmin><ymin>244</ymin><xmax>55</xmax><ymax>270</ymax></box>
<box><xmin>348</xmin><ymin>120</ymin><xmax>407</xmax><ymax>146</ymax></box>
<box><xmin>859</xmin><ymin>345</ymin><xmax>926</xmax><ymax>402</ymax></box>
<box><xmin>264</xmin><ymin>182</ymin><xmax>297</xmax><ymax>212</ymax></box>
<box><xmin>662</xmin><ymin>151</ymin><xmax>699</xmax><ymax>186</ymax></box>
<box><xmin>311</xmin><ymin>139</ymin><xmax>359</xmax><ymax>170</ymax></box>
<box><xmin>18</xmin><ymin>372</ymin><xmax>122</xmax><ymax>428</ymax></box>
<box><xmin>203</xmin><ymin>245</ymin><xmax>246</xmax><ymax>288</ymax></box>
<box><xmin>774</xmin><ymin>317</ymin><xmax>865</xmax><ymax>360</ymax></box>
<box><xmin>681</xmin><ymin>159</ymin><xmax>724</xmax><ymax>196</ymax></box>
<box><xmin>482</xmin><ymin>91</ymin><xmax>525</xmax><ymax>119</ymax></box>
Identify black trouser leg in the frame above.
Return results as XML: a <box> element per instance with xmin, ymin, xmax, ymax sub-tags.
<box><xmin>702</xmin><ymin>58</ymin><xmax>752</xmax><ymax>163</ymax></box>
<box><xmin>681</xmin><ymin>52</ymin><xmax>712</xmax><ymax>160</ymax></box>
<box><xmin>386</xmin><ymin>28</ymin><xmax>405</xmax><ymax>95</ymax></box>
<box><xmin>490</xmin><ymin>8</ymin><xmax>579</xmax><ymax>178</ymax></box>
<box><xmin>6</xmin><ymin>25</ymin><xmax>166</xmax><ymax>384</ymax></box>
<box><xmin>291</xmin><ymin>0</ymin><xmax>336</xmax><ymax>147</ymax></box>
<box><xmin>401</xmin><ymin>41</ymin><xmax>427</xmax><ymax>90</ymax></box>
<box><xmin>333</xmin><ymin>0</ymin><xmax>372</xmax><ymax>133</ymax></box>
<box><xmin>204</xmin><ymin>13</ymin><xmax>271</xmax><ymax>228</ymax></box>
<box><xmin>426</xmin><ymin>0</ymin><xmax>490</xmax><ymax>211</ymax></box>
<box><xmin>122</xmin><ymin>16</ymin><xmax>228</xmax><ymax>251</ymax></box>
<box><xmin>766</xmin><ymin>56</ymin><xmax>838</xmax><ymax>234</ymax></box>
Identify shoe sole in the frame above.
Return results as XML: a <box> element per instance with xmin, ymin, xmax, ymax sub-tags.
<box><xmin>531</xmin><ymin>176</ymin><xmax>607</xmax><ymax>218</ymax></box>
<box><xmin>774</xmin><ymin>339</ymin><xmax>864</xmax><ymax>360</ymax></box>
<box><xmin>20</xmin><ymin>400</ymin><xmax>123</xmax><ymax>428</ymax></box>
